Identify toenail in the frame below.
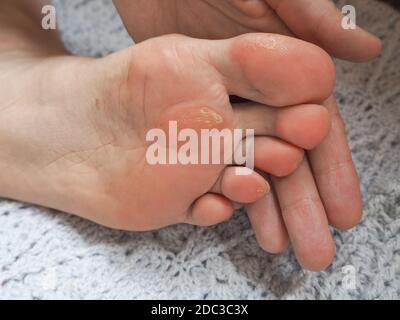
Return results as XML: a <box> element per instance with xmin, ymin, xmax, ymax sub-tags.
<box><xmin>257</xmin><ymin>183</ymin><xmax>269</xmax><ymax>195</ymax></box>
<box><xmin>257</xmin><ymin>188</ymin><xmax>266</xmax><ymax>195</ymax></box>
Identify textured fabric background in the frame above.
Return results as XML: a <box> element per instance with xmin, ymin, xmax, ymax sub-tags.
<box><xmin>0</xmin><ymin>0</ymin><xmax>399</xmax><ymax>299</ymax></box>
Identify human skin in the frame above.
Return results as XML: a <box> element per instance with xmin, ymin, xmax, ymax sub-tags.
<box><xmin>0</xmin><ymin>1</ymin><xmax>333</xmax><ymax>231</ymax></box>
<box><xmin>113</xmin><ymin>0</ymin><xmax>382</xmax><ymax>270</ymax></box>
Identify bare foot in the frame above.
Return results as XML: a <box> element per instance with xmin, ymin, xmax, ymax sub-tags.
<box><xmin>0</xmin><ymin>23</ymin><xmax>334</xmax><ymax>230</ymax></box>
<box><xmin>113</xmin><ymin>0</ymin><xmax>380</xmax><ymax>270</ymax></box>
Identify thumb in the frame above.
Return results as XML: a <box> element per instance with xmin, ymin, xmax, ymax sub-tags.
<box><xmin>267</xmin><ymin>0</ymin><xmax>382</xmax><ymax>62</ymax></box>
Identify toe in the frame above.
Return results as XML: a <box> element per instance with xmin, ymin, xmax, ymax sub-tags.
<box><xmin>186</xmin><ymin>193</ymin><xmax>234</xmax><ymax>227</ymax></box>
<box><xmin>234</xmin><ymin>102</ymin><xmax>331</xmax><ymax>150</ymax></box>
<box><xmin>253</xmin><ymin>137</ymin><xmax>304</xmax><ymax>177</ymax></box>
<box><xmin>275</xmin><ymin>104</ymin><xmax>331</xmax><ymax>150</ymax></box>
<box><xmin>209</xmin><ymin>33</ymin><xmax>335</xmax><ymax>106</ymax></box>
<box><xmin>211</xmin><ymin>167</ymin><xmax>270</xmax><ymax>204</ymax></box>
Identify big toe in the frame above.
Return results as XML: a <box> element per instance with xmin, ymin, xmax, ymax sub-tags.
<box><xmin>208</xmin><ymin>33</ymin><xmax>336</xmax><ymax>106</ymax></box>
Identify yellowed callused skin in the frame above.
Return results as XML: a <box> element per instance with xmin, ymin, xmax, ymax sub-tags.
<box><xmin>178</xmin><ymin>107</ymin><xmax>224</xmax><ymax>129</ymax></box>
<box><xmin>159</xmin><ymin>106</ymin><xmax>231</xmax><ymax>132</ymax></box>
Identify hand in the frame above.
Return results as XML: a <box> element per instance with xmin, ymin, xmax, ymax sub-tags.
<box><xmin>114</xmin><ymin>0</ymin><xmax>380</xmax><ymax>61</ymax></box>
<box><xmin>114</xmin><ymin>0</ymin><xmax>382</xmax><ymax>270</ymax></box>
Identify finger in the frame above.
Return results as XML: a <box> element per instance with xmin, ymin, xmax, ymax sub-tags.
<box><xmin>233</xmin><ymin>102</ymin><xmax>331</xmax><ymax>150</ymax></box>
<box><xmin>308</xmin><ymin>96</ymin><xmax>362</xmax><ymax>230</ymax></box>
<box><xmin>267</xmin><ymin>0</ymin><xmax>382</xmax><ymax>61</ymax></box>
<box><xmin>272</xmin><ymin>158</ymin><xmax>336</xmax><ymax>271</ymax></box>
<box><xmin>229</xmin><ymin>0</ymin><xmax>292</xmax><ymax>34</ymax></box>
<box><xmin>246</xmin><ymin>177</ymin><xmax>289</xmax><ymax>253</ymax></box>
<box><xmin>185</xmin><ymin>193</ymin><xmax>235</xmax><ymax>227</ymax></box>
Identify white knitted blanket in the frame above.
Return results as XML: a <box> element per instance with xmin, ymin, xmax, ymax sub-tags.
<box><xmin>0</xmin><ymin>0</ymin><xmax>399</xmax><ymax>299</ymax></box>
